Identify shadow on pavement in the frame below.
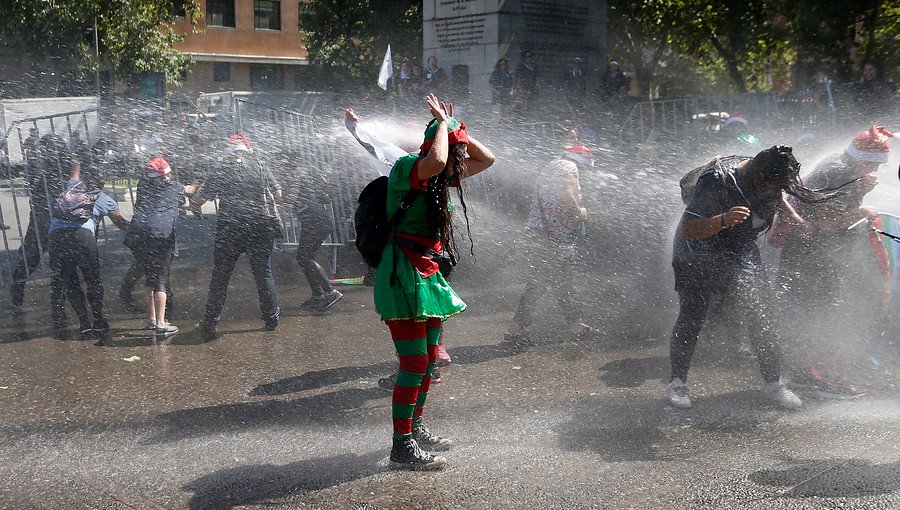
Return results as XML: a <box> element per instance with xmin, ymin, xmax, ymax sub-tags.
<box><xmin>249</xmin><ymin>361</ymin><xmax>396</xmax><ymax>396</ymax></box>
<box><xmin>183</xmin><ymin>451</ymin><xmax>384</xmax><ymax>510</ymax></box>
<box><xmin>598</xmin><ymin>356</ymin><xmax>668</xmax><ymax>388</ymax></box>
<box><xmin>749</xmin><ymin>458</ymin><xmax>900</xmax><ymax>498</ymax></box>
<box><xmin>558</xmin><ymin>390</ymin><xmax>786</xmax><ymax>462</ymax></box>
<box><xmin>144</xmin><ymin>386</ymin><xmax>386</xmax><ymax>445</ymax></box>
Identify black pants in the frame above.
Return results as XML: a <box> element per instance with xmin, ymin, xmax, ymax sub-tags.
<box><xmin>513</xmin><ymin>234</ymin><xmax>580</xmax><ymax>327</ymax></box>
<box><xmin>202</xmin><ymin>222</ymin><xmax>279</xmax><ymax>324</ymax></box>
<box><xmin>670</xmin><ymin>270</ymin><xmax>782</xmax><ymax>384</ymax></box>
<box><xmin>295</xmin><ymin>207</ymin><xmax>333</xmax><ymax>297</ymax></box>
<box><xmin>9</xmin><ymin>211</ymin><xmax>51</xmax><ymax>306</ymax></box>
<box><xmin>49</xmin><ymin>227</ymin><xmax>107</xmax><ymax>332</ymax></box>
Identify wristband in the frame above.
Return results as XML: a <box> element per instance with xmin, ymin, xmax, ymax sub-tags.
<box><xmin>720</xmin><ymin>214</ymin><xmax>727</xmax><ymax>227</ymax></box>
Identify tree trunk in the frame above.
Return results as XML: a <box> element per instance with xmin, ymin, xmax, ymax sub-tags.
<box><xmin>709</xmin><ymin>34</ymin><xmax>747</xmax><ymax>93</ymax></box>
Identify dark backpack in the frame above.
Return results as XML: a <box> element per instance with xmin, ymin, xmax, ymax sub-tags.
<box><xmin>354</xmin><ymin>176</ymin><xmax>420</xmax><ymax>267</ymax></box>
<box><xmin>52</xmin><ymin>181</ymin><xmax>101</xmax><ymax>222</ymax></box>
<box><xmin>679</xmin><ymin>156</ymin><xmax>748</xmax><ymax>204</ymax></box>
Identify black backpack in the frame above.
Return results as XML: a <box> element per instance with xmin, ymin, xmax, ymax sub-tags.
<box><xmin>679</xmin><ymin>156</ymin><xmax>747</xmax><ymax>204</ymax></box>
<box><xmin>354</xmin><ymin>176</ymin><xmax>420</xmax><ymax>267</ymax></box>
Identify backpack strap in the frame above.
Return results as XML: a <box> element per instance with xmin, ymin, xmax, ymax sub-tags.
<box><xmin>387</xmin><ymin>189</ymin><xmax>422</xmax><ymax>286</ymax></box>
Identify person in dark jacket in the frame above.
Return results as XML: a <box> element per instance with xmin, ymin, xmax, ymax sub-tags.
<box><xmin>666</xmin><ymin>146</ymin><xmax>835</xmax><ymax>410</ymax></box>
<box><xmin>124</xmin><ymin>156</ymin><xmax>198</xmax><ymax>336</ymax></box>
<box><xmin>191</xmin><ymin>134</ymin><xmax>283</xmax><ymax>340</ymax></box>
<box><xmin>8</xmin><ymin>134</ymin><xmax>68</xmax><ymax>309</ymax></box>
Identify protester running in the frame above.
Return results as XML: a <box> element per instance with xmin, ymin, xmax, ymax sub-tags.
<box><xmin>667</xmin><ymin>146</ymin><xmax>837</xmax><ymax>410</ymax></box>
<box><xmin>377</xmin><ymin>94</ymin><xmax>495</xmax><ymax>469</ymax></box>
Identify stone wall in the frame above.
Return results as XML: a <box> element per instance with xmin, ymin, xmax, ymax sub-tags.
<box><xmin>423</xmin><ymin>0</ymin><xmax>607</xmax><ymax>104</ymax></box>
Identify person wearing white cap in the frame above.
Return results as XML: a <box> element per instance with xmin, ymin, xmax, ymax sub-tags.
<box><xmin>778</xmin><ymin>125</ymin><xmax>894</xmax><ymax>399</ymax></box>
<box><xmin>722</xmin><ymin>113</ymin><xmax>761</xmax><ymax>150</ymax></box>
<box><xmin>600</xmin><ymin>60</ymin><xmax>629</xmax><ymax>97</ymax></box>
<box><xmin>123</xmin><ymin>156</ymin><xmax>198</xmax><ymax>336</ymax></box>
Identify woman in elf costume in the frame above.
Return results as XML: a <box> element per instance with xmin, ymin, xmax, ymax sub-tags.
<box><xmin>378</xmin><ymin>94</ymin><xmax>495</xmax><ymax>470</ymax></box>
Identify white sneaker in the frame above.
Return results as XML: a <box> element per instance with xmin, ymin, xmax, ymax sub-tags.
<box><xmin>667</xmin><ymin>378</ymin><xmax>692</xmax><ymax>409</ymax></box>
<box><xmin>764</xmin><ymin>380</ymin><xmax>803</xmax><ymax>409</ymax></box>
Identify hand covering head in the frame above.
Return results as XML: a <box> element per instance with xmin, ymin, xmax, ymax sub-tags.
<box><xmin>420</xmin><ymin>116</ymin><xmax>469</xmax><ymax>152</ymax></box>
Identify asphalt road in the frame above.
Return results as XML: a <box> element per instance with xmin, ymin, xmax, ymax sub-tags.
<box><xmin>0</xmin><ymin>225</ymin><xmax>897</xmax><ymax>509</ymax></box>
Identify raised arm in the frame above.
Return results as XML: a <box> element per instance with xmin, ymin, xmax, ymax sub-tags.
<box><xmin>461</xmin><ymin>136</ymin><xmax>495</xmax><ymax>178</ymax></box>
<box><xmin>416</xmin><ymin>94</ymin><xmax>450</xmax><ymax>181</ymax></box>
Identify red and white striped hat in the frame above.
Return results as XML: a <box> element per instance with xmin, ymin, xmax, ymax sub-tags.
<box><xmin>846</xmin><ymin>125</ymin><xmax>893</xmax><ymax>163</ymax></box>
<box><xmin>146</xmin><ymin>156</ymin><xmax>171</xmax><ymax>176</ymax></box>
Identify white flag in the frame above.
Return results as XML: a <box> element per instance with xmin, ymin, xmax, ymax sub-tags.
<box><xmin>377</xmin><ymin>45</ymin><xmax>393</xmax><ymax>91</ymax></box>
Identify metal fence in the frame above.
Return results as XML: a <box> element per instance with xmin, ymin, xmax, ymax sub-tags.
<box><xmin>1</xmin><ymin>108</ymin><xmax>102</xmax><ymax>289</ymax></box>
<box><xmin>224</xmin><ymin>94</ymin><xmax>366</xmax><ymax>272</ymax></box>
<box><xmin>619</xmin><ymin>92</ymin><xmax>782</xmax><ymax>144</ymax></box>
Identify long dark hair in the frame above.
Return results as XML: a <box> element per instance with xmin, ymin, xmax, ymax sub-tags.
<box><xmin>746</xmin><ymin>145</ymin><xmax>840</xmax><ymax>203</ymax></box>
<box><xmin>424</xmin><ymin>143</ymin><xmax>474</xmax><ymax>259</ymax></box>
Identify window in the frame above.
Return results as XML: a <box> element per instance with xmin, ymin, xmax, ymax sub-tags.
<box><xmin>299</xmin><ymin>2</ymin><xmax>317</xmax><ymax>35</ymax></box>
<box><xmin>213</xmin><ymin>62</ymin><xmax>231</xmax><ymax>82</ymax></box>
<box><xmin>250</xmin><ymin>64</ymin><xmax>283</xmax><ymax>90</ymax></box>
<box><xmin>172</xmin><ymin>0</ymin><xmax>187</xmax><ymax>18</ymax></box>
<box><xmin>207</xmin><ymin>0</ymin><xmax>235</xmax><ymax>28</ymax></box>
<box><xmin>254</xmin><ymin>0</ymin><xmax>281</xmax><ymax>31</ymax></box>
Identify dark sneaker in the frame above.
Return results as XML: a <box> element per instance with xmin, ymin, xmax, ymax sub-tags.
<box><xmin>378</xmin><ymin>373</ymin><xmax>396</xmax><ymax>392</ymax></box>
<box><xmin>79</xmin><ymin>328</ymin><xmax>95</xmax><ymax>341</ymax></box>
<box><xmin>412</xmin><ymin>423</ymin><xmax>453</xmax><ymax>451</ymax></box>
<box><xmin>263</xmin><ymin>308</ymin><xmax>280</xmax><ymax>331</ymax></box>
<box><xmin>787</xmin><ymin>366</ymin><xmax>828</xmax><ymax>390</ymax></box>
<box><xmin>389</xmin><ymin>437</ymin><xmax>447</xmax><ymax>470</ymax></box>
<box><xmin>314</xmin><ymin>290</ymin><xmax>343</xmax><ymax>314</ymax></box>
<box><xmin>814</xmin><ymin>379</ymin><xmax>867</xmax><ymax>400</ymax></box>
<box><xmin>431</xmin><ymin>367</ymin><xmax>443</xmax><ymax>384</ymax></box>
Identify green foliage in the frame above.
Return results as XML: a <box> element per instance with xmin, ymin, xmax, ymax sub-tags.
<box><xmin>299</xmin><ymin>0</ymin><xmax>422</xmax><ymax>83</ymax></box>
<box><xmin>609</xmin><ymin>0</ymin><xmax>900</xmax><ymax>96</ymax></box>
<box><xmin>0</xmin><ymin>0</ymin><xmax>200</xmax><ymax>87</ymax></box>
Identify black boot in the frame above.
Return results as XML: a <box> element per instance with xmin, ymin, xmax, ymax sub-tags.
<box><xmin>412</xmin><ymin>423</ymin><xmax>453</xmax><ymax>451</ymax></box>
<box><xmin>389</xmin><ymin>436</ymin><xmax>447</xmax><ymax>470</ymax></box>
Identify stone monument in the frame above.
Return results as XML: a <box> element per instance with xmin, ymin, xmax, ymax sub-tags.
<box><xmin>423</xmin><ymin>0</ymin><xmax>607</xmax><ymax>104</ymax></box>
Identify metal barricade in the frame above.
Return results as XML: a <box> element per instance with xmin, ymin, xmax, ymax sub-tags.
<box><xmin>1</xmin><ymin>108</ymin><xmax>100</xmax><ymax>289</ymax></box>
<box><xmin>225</xmin><ymin>95</ymin><xmax>365</xmax><ymax>273</ymax></box>
<box><xmin>619</xmin><ymin>93</ymin><xmax>781</xmax><ymax>144</ymax></box>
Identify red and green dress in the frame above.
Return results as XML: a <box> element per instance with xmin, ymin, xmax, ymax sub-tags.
<box><xmin>373</xmin><ymin>153</ymin><xmax>466</xmax><ymax>321</ymax></box>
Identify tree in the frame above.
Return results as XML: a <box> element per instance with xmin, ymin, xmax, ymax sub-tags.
<box><xmin>299</xmin><ymin>0</ymin><xmax>421</xmax><ymax>84</ymax></box>
<box><xmin>0</xmin><ymin>0</ymin><xmax>200</xmax><ymax>95</ymax></box>
<box><xmin>610</xmin><ymin>0</ymin><xmax>786</xmax><ymax>94</ymax></box>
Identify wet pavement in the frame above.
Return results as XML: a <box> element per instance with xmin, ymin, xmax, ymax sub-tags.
<box><xmin>1</xmin><ymin>215</ymin><xmax>899</xmax><ymax>509</ymax></box>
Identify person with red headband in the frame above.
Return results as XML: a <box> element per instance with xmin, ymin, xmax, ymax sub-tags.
<box><xmin>778</xmin><ymin>125</ymin><xmax>894</xmax><ymax>399</ymax></box>
<box><xmin>377</xmin><ymin>94</ymin><xmax>495</xmax><ymax>470</ymax></box>
<box><xmin>191</xmin><ymin>133</ymin><xmax>284</xmax><ymax>340</ymax></box>
<box><xmin>123</xmin><ymin>156</ymin><xmax>198</xmax><ymax>336</ymax></box>
<box><xmin>505</xmin><ymin>145</ymin><xmax>596</xmax><ymax>344</ymax></box>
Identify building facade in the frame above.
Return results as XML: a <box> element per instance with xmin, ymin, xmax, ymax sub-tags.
<box><xmin>173</xmin><ymin>0</ymin><xmax>309</xmax><ymax>94</ymax></box>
